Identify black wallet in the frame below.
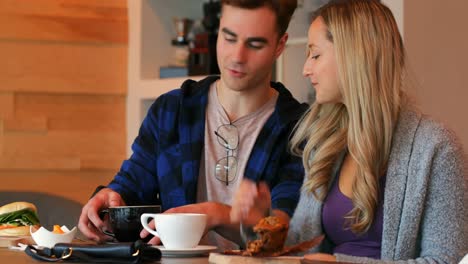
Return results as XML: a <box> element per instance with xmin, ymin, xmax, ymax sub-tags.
<box><xmin>24</xmin><ymin>240</ymin><xmax>161</xmax><ymax>263</ymax></box>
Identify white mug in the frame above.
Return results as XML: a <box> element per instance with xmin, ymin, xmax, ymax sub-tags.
<box><xmin>140</xmin><ymin>213</ymin><xmax>207</xmax><ymax>249</ymax></box>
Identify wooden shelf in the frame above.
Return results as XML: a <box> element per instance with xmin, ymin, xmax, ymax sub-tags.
<box><xmin>126</xmin><ymin>0</ymin><xmax>205</xmax><ymax>154</ymax></box>
<box><xmin>126</xmin><ymin>0</ymin><xmax>319</xmax><ymax>154</ymax></box>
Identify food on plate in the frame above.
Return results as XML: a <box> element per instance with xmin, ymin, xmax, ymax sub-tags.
<box><xmin>0</xmin><ymin>202</ymin><xmax>40</xmax><ymax>236</ymax></box>
<box><xmin>246</xmin><ymin>216</ymin><xmax>288</xmax><ymax>255</ymax></box>
<box><xmin>52</xmin><ymin>225</ymin><xmax>65</xmax><ymax>234</ymax></box>
<box><xmin>223</xmin><ymin>215</ymin><xmax>324</xmax><ymax>257</ymax></box>
<box><xmin>223</xmin><ymin>234</ymin><xmax>325</xmax><ymax>258</ymax></box>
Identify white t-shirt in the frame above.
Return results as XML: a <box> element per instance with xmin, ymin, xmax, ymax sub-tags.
<box><xmin>196</xmin><ymin>82</ymin><xmax>278</xmax><ymax>250</ymax></box>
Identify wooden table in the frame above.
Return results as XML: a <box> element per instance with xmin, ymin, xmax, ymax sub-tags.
<box><xmin>0</xmin><ymin>248</ymin><xmax>209</xmax><ymax>264</ymax></box>
<box><xmin>0</xmin><ymin>248</ymin><xmax>342</xmax><ymax>264</ymax></box>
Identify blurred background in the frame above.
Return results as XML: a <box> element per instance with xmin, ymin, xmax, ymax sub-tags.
<box><xmin>0</xmin><ymin>0</ymin><xmax>466</xmax><ymax>209</ymax></box>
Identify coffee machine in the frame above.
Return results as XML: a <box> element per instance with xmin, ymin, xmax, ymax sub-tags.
<box><xmin>188</xmin><ymin>0</ymin><xmax>220</xmax><ymax>76</ymax></box>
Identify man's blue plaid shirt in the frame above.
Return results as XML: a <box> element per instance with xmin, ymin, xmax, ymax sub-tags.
<box><xmin>108</xmin><ymin>76</ymin><xmax>308</xmax><ymax>217</ymax></box>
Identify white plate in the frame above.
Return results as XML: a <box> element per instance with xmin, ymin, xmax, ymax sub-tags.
<box><xmin>153</xmin><ymin>245</ymin><xmax>217</xmax><ymax>257</ymax></box>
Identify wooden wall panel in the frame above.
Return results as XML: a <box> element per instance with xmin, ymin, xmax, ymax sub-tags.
<box><xmin>2</xmin><ymin>131</ymin><xmax>125</xmax><ymax>157</ymax></box>
<box><xmin>0</xmin><ymin>93</ymin><xmax>14</xmax><ymax>119</ymax></box>
<box><xmin>80</xmin><ymin>155</ymin><xmax>126</xmax><ymax>171</ymax></box>
<box><xmin>0</xmin><ymin>171</ymin><xmax>117</xmax><ymax>205</ymax></box>
<box><xmin>0</xmin><ymin>0</ymin><xmax>128</xmax><ymax>205</ymax></box>
<box><xmin>15</xmin><ymin>94</ymin><xmax>126</xmax><ymax>133</ymax></box>
<box><xmin>15</xmin><ymin>94</ymin><xmax>126</xmax><ymax>120</ymax></box>
<box><xmin>0</xmin><ymin>155</ymin><xmax>79</xmax><ymax>170</ymax></box>
<box><xmin>3</xmin><ymin>116</ymin><xmax>47</xmax><ymax>132</ymax></box>
<box><xmin>48</xmin><ymin>117</ymin><xmax>124</xmax><ymax>132</ymax></box>
<box><xmin>0</xmin><ymin>0</ymin><xmax>127</xmax><ymax>43</ymax></box>
<box><xmin>0</xmin><ymin>42</ymin><xmax>127</xmax><ymax>94</ymax></box>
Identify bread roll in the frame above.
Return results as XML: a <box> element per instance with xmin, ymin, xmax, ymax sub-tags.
<box><xmin>0</xmin><ymin>226</ymin><xmax>30</xmax><ymax>236</ymax></box>
<box><xmin>0</xmin><ymin>202</ymin><xmax>37</xmax><ymax>215</ymax></box>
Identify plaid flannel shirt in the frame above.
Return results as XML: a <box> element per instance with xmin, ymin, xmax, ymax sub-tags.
<box><xmin>108</xmin><ymin>76</ymin><xmax>308</xmax><ymax>216</ymax></box>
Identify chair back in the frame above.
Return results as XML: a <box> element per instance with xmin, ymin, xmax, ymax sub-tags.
<box><xmin>0</xmin><ymin>191</ymin><xmax>83</xmax><ymax>230</ymax></box>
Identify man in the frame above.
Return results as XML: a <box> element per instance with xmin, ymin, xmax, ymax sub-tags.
<box><xmin>78</xmin><ymin>0</ymin><xmax>306</xmax><ymax>249</ymax></box>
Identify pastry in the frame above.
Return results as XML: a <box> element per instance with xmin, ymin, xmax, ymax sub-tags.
<box><xmin>246</xmin><ymin>216</ymin><xmax>288</xmax><ymax>255</ymax></box>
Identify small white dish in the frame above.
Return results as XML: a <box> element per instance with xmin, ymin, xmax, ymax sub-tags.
<box><xmin>30</xmin><ymin>225</ymin><xmax>77</xmax><ymax>248</ymax></box>
<box><xmin>153</xmin><ymin>245</ymin><xmax>217</xmax><ymax>257</ymax></box>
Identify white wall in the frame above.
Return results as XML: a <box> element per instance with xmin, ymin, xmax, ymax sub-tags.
<box><xmin>382</xmin><ymin>0</ymin><xmax>404</xmax><ymax>36</ymax></box>
<box><xmin>283</xmin><ymin>0</ymin><xmax>405</xmax><ymax>104</ymax></box>
<box><xmin>283</xmin><ymin>0</ymin><xmax>468</xmax><ymax>153</ymax></box>
<box><xmin>404</xmin><ymin>0</ymin><xmax>468</xmax><ymax>152</ymax></box>
<box><xmin>280</xmin><ymin>0</ymin><xmax>329</xmax><ymax>103</ymax></box>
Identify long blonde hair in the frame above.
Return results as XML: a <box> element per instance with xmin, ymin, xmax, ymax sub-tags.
<box><xmin>290</xmin><ymin>0</ymin><xmax>406</xmax><ymax>233</ymax></box>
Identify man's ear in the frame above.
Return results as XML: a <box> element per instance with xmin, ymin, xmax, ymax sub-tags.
<box><xmin>275</xmin><ymin>33</ymin><xmax>289</xmax><ymax>59</ymax></box>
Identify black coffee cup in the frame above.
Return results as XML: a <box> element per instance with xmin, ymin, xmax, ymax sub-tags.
<box><xmin>100</xmin><ymin>205</ymin><xmax>161</xmax><ymax>242</ymax></box>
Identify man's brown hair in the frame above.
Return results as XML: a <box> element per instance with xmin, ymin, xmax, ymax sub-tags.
<box><xmin>221</xmin><ymin>0</ymin><xmax>297</xmax><ymax>37</ymax></box>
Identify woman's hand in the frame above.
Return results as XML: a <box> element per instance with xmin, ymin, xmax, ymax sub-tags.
<box><xmin>304</xmin><ymin>253</ymin><xmax>336</xmax><ymax>262</ymax></box>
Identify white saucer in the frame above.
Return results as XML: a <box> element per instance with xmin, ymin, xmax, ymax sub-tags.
<box><xmin>153</xmin><ymin>245</ymin><xmax>217</xmax><ymax>257</ymax></box>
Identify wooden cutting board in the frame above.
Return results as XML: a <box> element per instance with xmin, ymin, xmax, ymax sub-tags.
<box><xmin>0</xmin><ymin>236</ymin><xmax>34</xmax><ymax>248</ymax></box>
<box><xmin>208</xmin><ymin>252</ymin><xmax>302</xmax><ymax>264</ymax></box>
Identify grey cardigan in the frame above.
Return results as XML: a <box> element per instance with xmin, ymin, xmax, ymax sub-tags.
<box><xmin>287</xmin><ymin>107</ymin><xmax>467</xmax><ymax>263</ymax></box>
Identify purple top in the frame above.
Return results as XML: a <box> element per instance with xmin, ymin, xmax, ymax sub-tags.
<box><xmin>322</xmin><ymin>174</ymin><xmax>385</xmax><ymax>259</ymax></box>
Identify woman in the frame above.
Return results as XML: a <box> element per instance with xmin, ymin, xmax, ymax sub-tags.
<box><xmin>231</xmin><ymin>0</ymin><xmax>467</xmax><ymax>262</ymax></box>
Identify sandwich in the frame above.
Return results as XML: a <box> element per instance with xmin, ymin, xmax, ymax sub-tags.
<box><xmin>0</xmin><ymin>202</ymin><xmax>40</xmax><ymax>236</ymax></box>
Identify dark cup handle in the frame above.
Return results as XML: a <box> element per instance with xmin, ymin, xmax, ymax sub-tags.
<box><xmin>99</xmin><ymin>208</ymin><xmax>109</xmax><ymax>219</ymax></box>
<box><xmin>102</xmin><ymin>229</ymin><xmax>116</xmax><ymax>238</ymax></box>
<box><xmin>98</xmin><ymin>209</ymin><xmax>115</xmax><ymax>238</ymax></box>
